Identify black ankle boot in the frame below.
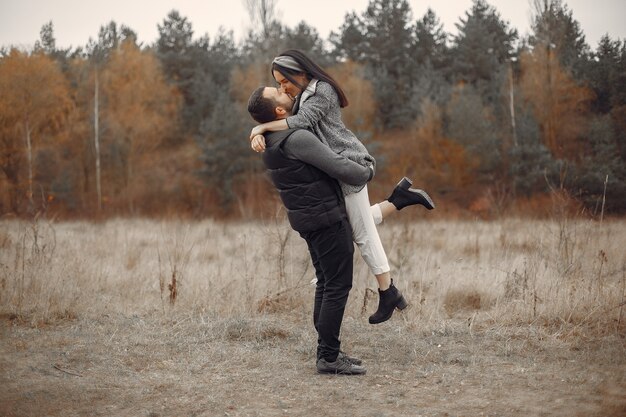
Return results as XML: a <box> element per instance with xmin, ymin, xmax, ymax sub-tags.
<box><xmin>368</xmin><ymin>280</ymin><xmax>409</xmax><ymax>324</ymax></box>
<box><xmin>387</xmin><ymin>177</ymin><xmax>435</xmax><ymax>210</ymax></box>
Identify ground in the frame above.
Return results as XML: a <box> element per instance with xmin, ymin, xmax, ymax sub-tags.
<box><xmin>1</xmin><ymin>312</ymin><xmax>624</xmax><ymax>417</ymax></box>
<box><xmin>1</xmin><ymin>218</ymin><xmax>625</xmax><ymax>416</ymax></box>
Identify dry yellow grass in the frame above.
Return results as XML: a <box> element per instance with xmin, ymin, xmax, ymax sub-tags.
<box><xmin>0</xmin><ymin>216</ymin><xmax>625</xmax><ymax>416</ymax></box>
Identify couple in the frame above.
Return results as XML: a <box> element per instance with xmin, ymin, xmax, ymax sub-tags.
<box><xmin>247</xmin><ymin>50</ymin><xmax>434</xmax><ymax>375</ymax></box>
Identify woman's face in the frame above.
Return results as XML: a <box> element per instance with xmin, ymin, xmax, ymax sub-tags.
<box><xmin>273</xmin><ymin>69</ymin><xmax>308</xmax><ymax>99</ymax></box>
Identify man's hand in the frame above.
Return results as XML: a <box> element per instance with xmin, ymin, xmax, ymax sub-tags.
<box><xmin>250</xmin><ymin>124</ymin><xmax>266</xmax><ymax>140</ymax></box>
<box><xmin>251</xmin><ymin>134</ymin><xmax>266</xmax><ymax>152</ymax></box>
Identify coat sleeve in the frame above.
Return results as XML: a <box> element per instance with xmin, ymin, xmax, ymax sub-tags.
<box><xmin>283</xmin><ymin>130</ymin><xmax>373</xmax><ymax>186</ymax></box>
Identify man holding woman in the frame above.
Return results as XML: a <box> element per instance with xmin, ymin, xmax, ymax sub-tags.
<box><xmin>247</xmin><ymin>50</ymin><xmax>434</xmax><ymax>374</ymax></box>
<box><xmin>250</xmin><ymin>50</ymin><xmax>434</xmax><ymax>323</ymax></box>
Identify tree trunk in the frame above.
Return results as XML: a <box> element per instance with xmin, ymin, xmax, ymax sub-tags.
<box><xmin>24</xmin><ymin>116</ymin><xmax>34</xmax><ymax>212</ymax></box>
<box><xmin>546</xmin><ymin>44</ymin><xmax>557</xmax><ymax>157</ymax></box>
<box><xmin>126</xmin><ymin>152</ymin><xmax>134</xmax><ymax>214</ymax></box>
<box><xmin>94</xmin><ymin>67</ymin><xmax>102</xmax><ymax>212</ymax></box>
<box><xmin>508</xmin><ymin>62</ymin><xmax>517</xmax><ymax>147</ymax></box>
<box><xmin>244</xmin><ymin>0</ymin><xmax>277</xmax><ymax>41</ymax></box>
<box><xmin>2</xmin><ymin>165</ymin><xmax>20</xmax><ymax>213</ymax></box>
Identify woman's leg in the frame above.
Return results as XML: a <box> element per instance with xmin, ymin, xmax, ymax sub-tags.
<box><xmin>345</xmin><ymin>186</ymin><xmax>408</xmax><ymax>324</ymax></box>
<box><xmin>370</xmin><ymin>177</ymin><xmax>435</xmax><ymax>225</ymax></box>
<box><xmin>344</xmin><ymin>186</ymin><xmax>391</xmax><ymax>290</ymax></box>
<box><xmin>370</xmin><ymin>201</ymin><xmax>397</xmax><ymax>226</ymax></box>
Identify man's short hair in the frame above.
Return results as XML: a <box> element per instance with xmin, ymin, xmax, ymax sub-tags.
<box><xmin>247</xmin><ymin>87</ymin><xmax>277</xmax><ymax>124</ymax></box>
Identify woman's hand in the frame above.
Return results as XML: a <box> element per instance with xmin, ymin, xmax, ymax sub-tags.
<box><xmin>251</xmin><ymin>134</ymin><xmax>266</xmax><ymax>153</ymax></box>
<box><xmin>250</xmin><ymin>124</ymin><xmax>266</xmax><ymax>140</ymax></box>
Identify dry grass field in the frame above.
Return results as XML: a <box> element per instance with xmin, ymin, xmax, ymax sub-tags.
<box><xmin>1</xmin><ymin>215</ymin><xmax>625</xmax><ymax>416</ymax></box>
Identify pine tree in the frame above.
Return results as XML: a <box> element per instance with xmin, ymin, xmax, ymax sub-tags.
<box><xmin>529</xmin><ymin>0</ymin><xmax>590</xmax><ymax>78</ymax></box>
<box><xmin>450</xmin><ymin>0</ymin><xmax>518</xmax><ymax>85</ymax></box>
<box><xmin>413</xmin><ymin>8</ymin><xmax>448</xmax><ymax>71</ymax></box>
<box><xmin>508</xmin><ymin>107</ymin><xmax>557</xmax><ymax>196</ymax></box>
<box><xmin>360</xmin><ymin>0</ymin><xmax>417</xmax><ymax>129</ymax></box>
<box><xmin>409</xmin><ymin>9</ymin><xmax>451</xmax><ymax>120</ymax></box>
<box><xmin>284</xmin><ymin>22</ymin><xmax>330</xmax><ymax>67</ymax></box>
<box><xmin>445</xmin><ymin>84</ymin><xmax>500</xmax><ymax>181</ymax></box>
<box><xmin>156</xmin><ymin>10</ymin><xmax>197</xmax><ymax>132</ymax></box>
<box><xmin>587</xmin><ymin>36</ymin><xmax>622</xmax><ymax>114</ymax></box>
<box><xmin>329</xmin><ymin>12</ymin><xmax>365</xmax><ymax>62</ymax></box>
<box><xmin>576</xmin><ymin>115</ymin><xmax>626</xmax><ymax>213</ymax></box>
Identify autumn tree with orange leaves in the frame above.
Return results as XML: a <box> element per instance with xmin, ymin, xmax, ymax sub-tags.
<box><xmin>383</xmin><ymin>100</ymin><xmax>477</xmax><ymax>205</ymax></box>
<box><xmin>0</xmin><ymin>49</ymin><xmax>71</xmax><ymax>213</ymax></box>
<box><xmin>518</xmin><ymin>45</ymin><xmax>594</xmax><ymax>161</ymax></box>
<box><xmin>100</xmin><ymin>40</ymin><xmax>180</xmax><ymax>213</ymax></box>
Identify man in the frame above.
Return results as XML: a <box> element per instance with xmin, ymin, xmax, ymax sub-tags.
<box><xmin>247</xmin><ymin>86</ymin><xmax>371</xmax><ymax>375</ymax></box>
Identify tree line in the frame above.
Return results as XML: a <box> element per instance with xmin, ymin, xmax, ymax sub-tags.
<box><xmin>1</xmin><ymin>0</ymin><xmax>625</xmax><ymax>219</ymax></box>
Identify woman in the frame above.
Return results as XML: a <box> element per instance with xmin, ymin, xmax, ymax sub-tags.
<box><xmin>250</xmin><ymin>49</ymin><xmax>434</xmax><ymax>324</ymax></box>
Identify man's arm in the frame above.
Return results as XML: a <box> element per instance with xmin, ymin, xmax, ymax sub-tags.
<box><xmin>283</xmin><ymin>130</ymin><xmax>373</xmax><ymax>186</ymax></box>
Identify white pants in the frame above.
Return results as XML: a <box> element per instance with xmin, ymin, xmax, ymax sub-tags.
<box><xmin>344</xmin><ymin>185</ymin><xmax>390</xmax><ymax>275</ymax></box>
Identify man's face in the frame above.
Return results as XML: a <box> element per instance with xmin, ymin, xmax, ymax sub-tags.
<box><xmin>263</xmin><ymin>87</ymin><xmax>294</xmax><ymax>115</ymax></box>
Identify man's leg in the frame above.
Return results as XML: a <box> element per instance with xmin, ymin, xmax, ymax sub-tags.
<box><xmin>302</xmin><ymin>219</ymin><xmax>354</xmax><ymax>363</ymax></box>
<box><xmin>303</xmin><ymin>238</ymin><xmax>326</xmax><ymax>361</ymax></box>
<box><xmin>305</xmin><ymin>236</ymin><xmax>363</xmax><ymax>366</ymax></box>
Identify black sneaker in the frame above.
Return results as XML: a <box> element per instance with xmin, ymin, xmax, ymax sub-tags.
<box><xmin>338</xmin><ymin>351</ymin><xmax>363</xmax><ymax>366</ymax></box>
<box><xmin>387</xmin><ymin>177</ymin><xmax>435</xmax><ymax>210</ymax></box>
<box><xmin>317</xmin><ymin>357</ymin><xmax>367</xmax><ymax>375</ymax></box>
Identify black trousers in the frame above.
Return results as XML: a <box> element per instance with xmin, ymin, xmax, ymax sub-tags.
<box><xmin>300</xmin><ymin>219</ymin><xmax>354</xmax><ymax>362</ymax></box>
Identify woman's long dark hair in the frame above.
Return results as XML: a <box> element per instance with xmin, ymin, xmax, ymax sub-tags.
<box><xmin>272</xmin><ymin>49</ymin><xmax>349</xmax><ymax>108</ymax></box>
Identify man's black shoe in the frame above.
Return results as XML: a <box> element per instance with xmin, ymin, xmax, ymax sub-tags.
<box><xmin>338</xmin><ymin>351</ymin><xmax>362</xmax><ymax>366</ymax></box>
<box><xmin>387</xmin><ymin>177</ymin><xmax>435</xmax><ymax>210</ymax></box>
<box><xmin>317</xmin><ymin>357</ymin><xmax>367</xmax><ymax>375</ymax></box>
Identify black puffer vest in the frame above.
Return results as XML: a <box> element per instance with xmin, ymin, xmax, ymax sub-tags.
<box><xmin>263</xmin><ymin>129</ymin><xmax>347</xmax><ymax>233</ymax></box>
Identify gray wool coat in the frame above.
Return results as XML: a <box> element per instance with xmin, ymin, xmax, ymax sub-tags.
<box><xmin>286</xmin><ymin>79</ymin><xmax>375</xmax><ymax>196</ymax></box>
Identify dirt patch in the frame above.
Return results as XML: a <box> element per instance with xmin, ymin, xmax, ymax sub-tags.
<box><xmin>1</xmin><ymin>312</ymin><xmax>624</xmax><ymax>417</ymax></box>
<box><xmin>443</xmin><ymin>288</ymin><xmax>486</xmax><ymax>315</ymax></box>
